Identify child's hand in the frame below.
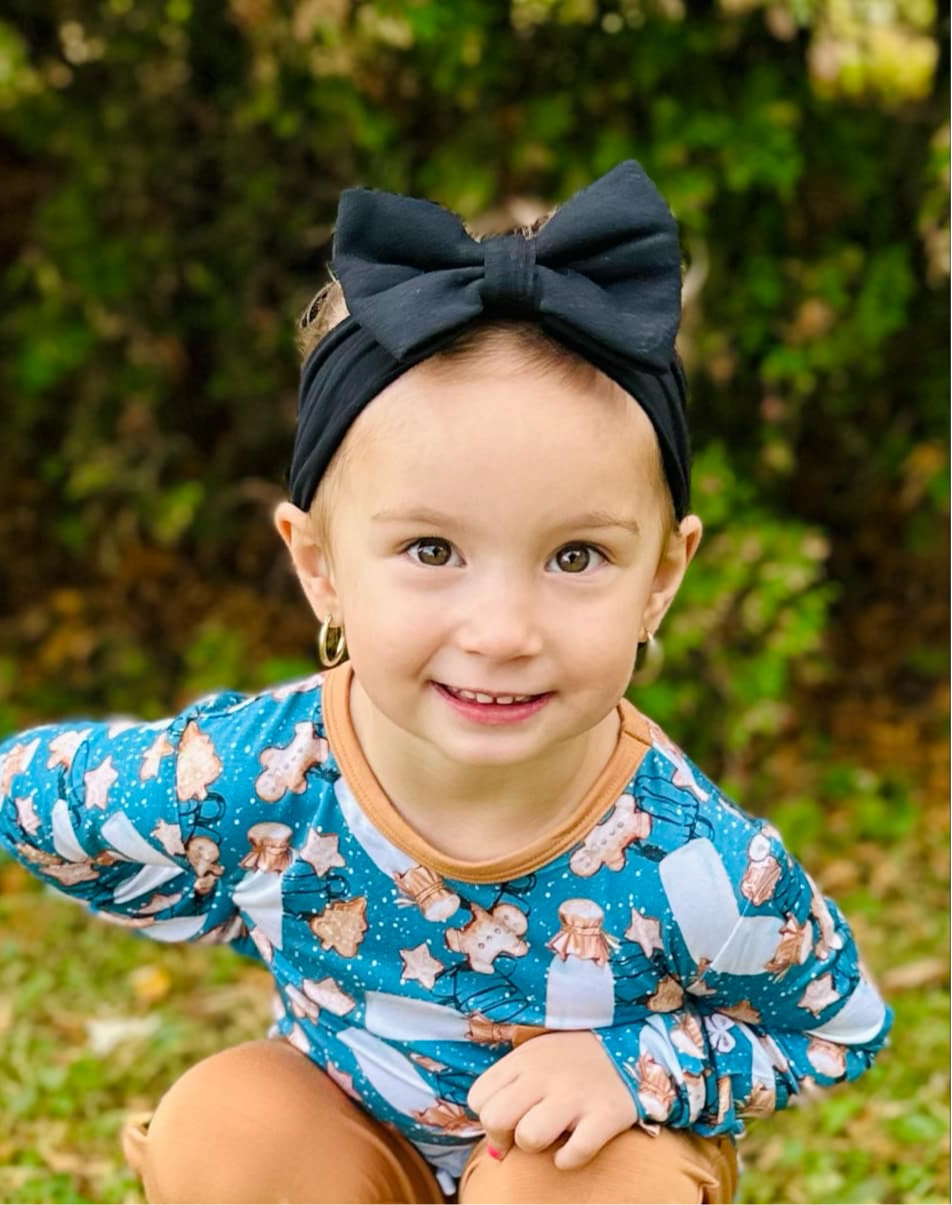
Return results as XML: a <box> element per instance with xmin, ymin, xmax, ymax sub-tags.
<box><xmin>466</xmin><ymin>1030</ymin><xmax>637</xmax><ymax>1171</ymax></box>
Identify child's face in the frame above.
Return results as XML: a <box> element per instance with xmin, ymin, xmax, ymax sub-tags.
<box><xmin>276</xmin><ymin>340</ymin><xmax>701</xmax><ymax>771</ymax></box>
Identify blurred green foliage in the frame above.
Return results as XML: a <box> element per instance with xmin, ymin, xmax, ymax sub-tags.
<box><xmin>0</xmin><ymin>0</ymin><xmax>946</xmax><ymax>774</ymax></box>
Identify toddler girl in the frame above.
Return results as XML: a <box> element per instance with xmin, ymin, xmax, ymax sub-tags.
<box><xmin>0</xmin><ymin>161</ymin><xmax>892</xmax><ymax>1204</ymax></box>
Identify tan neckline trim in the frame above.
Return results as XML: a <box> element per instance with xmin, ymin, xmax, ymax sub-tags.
<box><xmin>321</xmin><ymin>661</ymin><xmax>655</xmax><ymax>883</ymax></box>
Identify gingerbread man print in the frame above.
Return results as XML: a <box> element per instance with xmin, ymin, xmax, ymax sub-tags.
<box><xmin>444</xmin><ymin>903</ymin><xmax>529</xmax><ymax>974</ymax></box>
<box><xmin>569</xmin><ymin>795</ymin><xmax>652</xmax><ymax>877</ymax></box>
<box><xmin>256</xmin><ymin>722</ymin><xmax>329</xmax><ymax>802</ymax></box>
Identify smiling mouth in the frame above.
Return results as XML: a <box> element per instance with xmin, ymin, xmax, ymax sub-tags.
<box><xmin>437</xmin><ymin>683</ymin><xmax>547</xmax><ymax>705</ymax></box>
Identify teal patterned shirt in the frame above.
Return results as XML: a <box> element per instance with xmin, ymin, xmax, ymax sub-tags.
<box><xmin>0</xmin><ymin>660</ymin><xmax>893</xmax><ymax>1187</ymax></box>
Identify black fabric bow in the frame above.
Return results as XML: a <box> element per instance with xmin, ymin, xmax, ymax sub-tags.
<box><xmin>290</xmin><ymin>160</ymin><xmax>691</xmax><ymax>521</ymax></box>
<box><xmin>332</xmin><ymin>159</ymin><xmax>682</xmax><ymax>373</ymax></box>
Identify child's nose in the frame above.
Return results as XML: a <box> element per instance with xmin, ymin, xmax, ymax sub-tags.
<box><xmin>454</xmin><ymin>580</ymin><xmax>546</xmax><ymax>660</ymax></box>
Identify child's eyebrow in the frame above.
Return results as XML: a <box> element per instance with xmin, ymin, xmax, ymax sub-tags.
<box><xmin>371</xmin><ymin>507</ymin><xmax>641</xmax><ymax>536</ymax></box>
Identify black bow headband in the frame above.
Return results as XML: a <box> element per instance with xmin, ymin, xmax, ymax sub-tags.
<box><xmin>289</xmin><ymin>160</ymin><xmax>691</xmax><ymax>521</ymax></box>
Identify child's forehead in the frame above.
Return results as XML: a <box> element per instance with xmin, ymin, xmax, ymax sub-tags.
<box><xmin>335</xmin><ymin>352</ymin><xmax>661</xmax><ymax>519</ymax></box>
<box><xmin>351</xmin><ymin>347</ymin><xmax>655</xmax><ymax>454</ymax></box>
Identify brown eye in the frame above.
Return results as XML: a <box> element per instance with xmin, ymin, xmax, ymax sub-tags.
<box><xmin>407</xmin><ymin>538</ymin><xmax>454</xmax><ymax>567</ymax></box>
<box><xmin>554</xmin><ymin>544</ymin><xmax>603</xmax><ymax>573</ymax></box>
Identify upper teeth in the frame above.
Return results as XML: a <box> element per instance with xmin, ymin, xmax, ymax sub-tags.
<box><xmin>447</xmin><ymin>686</ymin><xmax>536</xmax><ymax>704</ymax></box>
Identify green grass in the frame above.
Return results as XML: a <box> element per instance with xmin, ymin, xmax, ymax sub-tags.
<box><xmin>0</xmin><ymin>750</ymin><xmax>948</xmax><ymax>1204</ymax></box>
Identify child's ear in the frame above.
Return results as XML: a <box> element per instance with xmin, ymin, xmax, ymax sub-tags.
<box><xmin>272</xmin><ymin>501</ymin><xmax>342</xmax><ymax>624</ymax></box>
<box><xmin>644</xmin><ymin>513</ymin><xmax>703</xmax><ymax>632</ymax></box>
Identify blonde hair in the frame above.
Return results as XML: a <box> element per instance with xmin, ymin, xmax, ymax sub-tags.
<box><xmin>296</xmin><ymin>211</ymin><xmax>679</xmax><ymax>560</ymax></box>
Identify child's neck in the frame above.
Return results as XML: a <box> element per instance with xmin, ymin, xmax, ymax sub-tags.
<box><xmin>348</xmin><ymin>673</ymin><xmax>622</xmax><ymax>862</ymax></box>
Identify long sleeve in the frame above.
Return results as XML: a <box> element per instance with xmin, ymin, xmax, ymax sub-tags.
<box><xmin>0</xmin><ymin>675</ymin><xmax>330</xmax><ymax>953</ymax></box>
<box><xmin>594</xmin><ymin>789</ymin><xmax>893</xmax><ymax>1138</ymax></box>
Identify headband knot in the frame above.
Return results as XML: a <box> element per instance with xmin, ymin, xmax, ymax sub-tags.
<box><xmin>480</xmin><ymin>234</ymin><xmax>539</xmax><ymax>317</ymax></box>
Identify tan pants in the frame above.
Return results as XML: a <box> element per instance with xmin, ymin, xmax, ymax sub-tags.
<box><xmin>121</xmin><ymin>1039</ymin><xmax>739</xmax><ymax>1204</ymax></box>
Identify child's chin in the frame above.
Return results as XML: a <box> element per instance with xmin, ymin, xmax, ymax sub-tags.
<box><xmin>430</xmin><ymin>723</ymin><xmax>556</xmax><ymax>761</ymax></box>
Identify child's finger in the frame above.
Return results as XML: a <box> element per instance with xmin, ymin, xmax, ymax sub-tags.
<box><xmin>466</xmin><ymin>1052</ymin><xmax>520</xmax><ymax>1114</ymax></box>
<box><xmin>477</xmin><ymin>1080</ymin><xmax>545</xmax><ymax>1162</ymax></box>
<box><xmin>512</xmin><ymin>1097</ymin><xmax>578</xmax><ymax>1156</ymax></box>
<box><xmin>484</xmin><ymin>1128</ymin><xmax>515</xmax><ymax>1162</ymax></box>
<box><xmin>552</xmin><ymin>1113</ymin><xmax>620</xmax><ymax>1172</ymax></box>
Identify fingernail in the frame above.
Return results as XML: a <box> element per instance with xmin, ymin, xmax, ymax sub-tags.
<box><xmin>487</xmin><ymin>1145</ymin><xmax>500</xmax><ymax>1160</ymax></box>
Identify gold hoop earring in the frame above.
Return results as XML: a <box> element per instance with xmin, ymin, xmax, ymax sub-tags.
<box><xmin>317</xmin><ymin>614</ymin><xmax>347</xmax><ymax>667</ymax></box>
<box><xmin>630</xmin><ymin>628</ymin><xmax>664</xmax><ymax>687</ymax></box>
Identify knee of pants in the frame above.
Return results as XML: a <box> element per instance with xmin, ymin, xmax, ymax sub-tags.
<box><xmin>122</xmin><ymin>1036</ymin><xmax>339</xmax><ymax>1205</ymax></box>
<box><xmin>458</xmin><ymin>1128</ymin><xmax>738</xmax><ymax>1205</ymax></box>
<box><xmin>123</xmin><ymin>1039</ymin><xmax>445</xmax><ymax>1205</ymax></box>
<box><xmin>126</xmin><ymin>1041</ymin><xmax>305</xmax><ymax>1204</ymax></box>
